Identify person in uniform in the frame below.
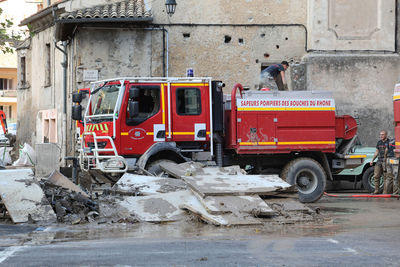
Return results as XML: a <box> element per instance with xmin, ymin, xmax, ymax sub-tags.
<box><xmin>385</xmin><ymin>138</ymin><xmax>397</xmax><ymax>194</ymax></box>
<box><xmin>370</xmin><ymin>130</ymin><xmax>389</xmax><ymax>194</ymax></box>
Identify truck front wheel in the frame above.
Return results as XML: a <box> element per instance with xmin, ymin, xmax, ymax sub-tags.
<box><xmin>281</xmin><ymin>158</ymin><xmax>326</xmax><ymax>203</ymax></box>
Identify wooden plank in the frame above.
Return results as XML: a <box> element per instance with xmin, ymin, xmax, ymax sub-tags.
<box><xmin>0</xmin><ymin>169</ymin><xmax>56</xmax><ymax>223</ymax></box>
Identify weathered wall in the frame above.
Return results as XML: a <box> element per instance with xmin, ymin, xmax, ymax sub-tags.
<box><xmin>304</xmin><ymin>54</ymin><xmax>400</xmax><ymax>146</ymax></box>
<box><xmin>303</xmin><ymin>0</ymin><xmax>398</xmax><ymax>146</ymax></box>
<box><xmin>161</xmin><ymin>25</ymin><xmax>306</xmax><ymax>90</ymax></box>
<box><xmin>73</xmin><ymin>28</ymin><xmax>154</xmax><ymax>86</ymax></box>
<box><xmin>151</xmin><ymin>0</ymin><xmax>308</xmax><ymax>91</ymax></box>
<box><xmin>308</xmin><ymin>0</ymin><xmax>396</xmax><ymax>51</ymax></box>
<box><xmin>17</xmin><ymin>27</ymin><xmax>65</xmax><ymax>150</ymax></box>
<box><xmin>17</xmin><ymin>0</ymin><xmax>400</xmax><ymax>157</ymax></box>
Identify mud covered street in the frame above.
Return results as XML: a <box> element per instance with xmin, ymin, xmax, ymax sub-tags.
<box><xmin>1</xmin><ymin>193</ymin><xmax>400</xmax><ymax>266</ymax></box>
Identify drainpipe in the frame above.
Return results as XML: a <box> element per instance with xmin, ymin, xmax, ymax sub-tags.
<box><xmin>54</xmin><ymin>41</ymin><xmax>68</xmax><ymax>166</ymax></box>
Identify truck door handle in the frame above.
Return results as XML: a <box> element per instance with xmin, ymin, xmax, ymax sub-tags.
<box><xmin>156</xmin><ymin>130</ymin><xmax>165</xmax><ymax>138</ymax></box>
<box><xmin>197</xmin><ymin>129</ymin><xmax>206</xmax><ymax>138</ymax></box>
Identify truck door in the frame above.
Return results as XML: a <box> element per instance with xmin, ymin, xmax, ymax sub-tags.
<box><xmin>120</xmin><ymin>84</ymin><xmax>163</xmax><ymax>155</ymax></box>
<box><xmin>169</xmin><ymin>83</ymin><xmax>209</xmax><ymax>143</ymax></box>
<box><xmin>237</xmin><ymin>112</ymin><xmax>276</xmax><ymax>146</ymax></box>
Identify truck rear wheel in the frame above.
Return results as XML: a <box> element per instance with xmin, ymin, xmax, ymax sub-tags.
<box><xmin>281</xmin><ymin>158</ymin><xmax>326</xmax><ymax>203</ymax></box>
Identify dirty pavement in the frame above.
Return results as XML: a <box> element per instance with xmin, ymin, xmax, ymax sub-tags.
<box><xmin>0</xmin><ymin>161</ymin><xmax>318</xmax><ymax>226</ymax></box>
<box><xmin>1</xmin><ymin>160</ymin><xmax>400</xmax><ymax>265</ymax></box>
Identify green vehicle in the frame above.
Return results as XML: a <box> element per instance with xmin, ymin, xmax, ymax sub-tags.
<box><xmin>333</xmin><ymin>139</ymin><xmax>384</xmax><ymax>192</ymax></box>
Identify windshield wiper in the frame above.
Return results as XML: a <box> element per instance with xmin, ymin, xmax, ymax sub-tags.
<box><xmin>91</xmin><ymin>81</ymin><xmax>109</xmax><ymax>95</ymax></box>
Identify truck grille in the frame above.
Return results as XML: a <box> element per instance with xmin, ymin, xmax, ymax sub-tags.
<box><xmin>87</xmin><ymin>141</ymin><xmax>107</xmax><ymax>149</ymax></box>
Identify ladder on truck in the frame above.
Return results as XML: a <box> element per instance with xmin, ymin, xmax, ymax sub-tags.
<box><xmin>79</xmin><ymin>132</ymin><xmax>127</xmax><ymax>173</ymax></box>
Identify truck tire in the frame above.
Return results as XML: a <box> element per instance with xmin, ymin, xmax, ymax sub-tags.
<box><xmin>147</xmin><ymin>159</ymin><xmax>175</xmax><ymax>176</ymax></box>
<box><xmin>362</xmin><ymin>166</ymin><xmax>383</xmax><ymax>193</ymax></box>
<box><xmin>281</xmin><ymin>158</ymin><xmax>326</xmax><ymax>203</ymax></box>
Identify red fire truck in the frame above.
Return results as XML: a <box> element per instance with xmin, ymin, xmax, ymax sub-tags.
<box><xmin>392</xmin><ymin>83</ymin><xmax>400</xmax><ymax>162</ymax></box>
<box><xmin>72</xmin><ymin>77</ymin><xmax>364</xmax><ymax>202</ymax></box>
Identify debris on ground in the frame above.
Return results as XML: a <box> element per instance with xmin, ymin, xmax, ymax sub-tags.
<box><xmin>0</xmin><ymin>169</ymin><xmax>56</xmax><ymax>223</ymax></box>
<box><xmin>0</xmin><ymin>161</ymin><xmax>321</xmax><ymax>227</ymax></box>
<box><xmin>111</xmin><ymin>173</ymin><xmax>187</xmax><ymax>196</ymax></box>
<box><xmin>160</xmin><ymin>161</ymin><xmax>296</xmax><ymax>197</ymax></box>
<box><xmin>41</xmin><ymin>171</ymin><xmax>98</xmax><ymax>224</ymax></box>
<box><xmin>117</xmin><ymin>190</ymin><xmax>193</xmax><ymax>223</ymax></box>
<box><xmin>47</xmin><ymin>170</ymin><xmax>88</xmax><ymax>197</ymax></box>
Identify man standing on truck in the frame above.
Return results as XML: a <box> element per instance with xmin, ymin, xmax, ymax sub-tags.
<box><xmin>260</xmin><ymin>60</ymin><xmax>289</xmax><ymax>91</ymax></box>
<box><xmin>370</xmin><ymin>130</ymin><xmax>390</xmax><ymax>194</ymax></box>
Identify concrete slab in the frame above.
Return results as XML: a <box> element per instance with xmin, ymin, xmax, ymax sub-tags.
<box><xmin>116</xmin><ymin>190</ymin><xmax>192</xmax><ymax>222</ymax></box>
<box><xmin>113</xmin><ymin>173</ymin><xmax>187</xmax><ymax>195</ymax></box>
<box><xmin>182</xmin><ymin>196</ymin><xmax>263</xmax><ymax>226</ymax></box>
<box><xmin>266</xmin><ymin>198</ymin><xmax>314</xmax><ymax>213</ymax></box>
<box><xmin>0</xmin><ymin>169</ymin><xmax>56</xmax><ymax>223</ymax></box>
<box><xmin>160</xmin><ymin>162</ymin><xmax>292</xmax><ymax>197</ymax></box>
<box><xmin>47</xmin><ymin>170</ymin><xmax>88</xmax><ymax>197</ymax></box>
<box><xmin>35</xmin><ymin>143</ymin><xmax>61</xmax><ymax>178</ymax></box>
<box><xmin>193</xmin><ymin>192</ymin><xmax>276</xmax><ymax>216</ymax></box>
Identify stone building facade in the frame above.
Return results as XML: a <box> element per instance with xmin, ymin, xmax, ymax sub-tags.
<box><xmin>16</xmin><ymin>0</ymin><xmax>400</xmax><ymax>165</ymax></box>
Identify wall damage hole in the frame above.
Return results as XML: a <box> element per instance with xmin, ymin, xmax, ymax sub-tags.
<box><xmin>260</xmin><ymin>33</ymin><xmax>265</xmax><ymax>38</ymax></box>
<box><xmin>255</xmin><ymin>59</ymin><xmax>259</xmax><ymax>63</ymax></box>
<box><xmin>238</xmin><ymin>38</ymin><xmax>244</xmax><ymax>44</ymax></box>
<box><xmin>224</xmin><ymin>35</ymin><xmax>232</xmax><ymax>43</ymax></box>
<box><xmin>264</xmin><ymin>53</ymin><xmax>270</xmax><ymax>58</ymax></box>
<box><xmin>285</xmin><ymin>37</ymin><xmax>288</xmax><ymax>40</ymax></box>
<box><xmin>183</xmin><ymin>33</ymin><xmax>191</xmax><ymax>38</ymax></box>
<box><xmin>276</xmin><ymin>45</ymin><xmax>280</xmax><ymax>49</ymax></box>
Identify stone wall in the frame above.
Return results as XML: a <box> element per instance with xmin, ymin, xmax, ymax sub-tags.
<box><xmin>17</xmin><ymin>0</ymin><xmax>400</xmax><ymax>156</ymax></box>
<box><xmin>304</xmin><ymin>54</ymin><xmax>400</xmax><ymax>146</ymax></box>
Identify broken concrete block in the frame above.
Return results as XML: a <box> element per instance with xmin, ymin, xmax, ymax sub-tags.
<box><xmin>113</xmin><ymin>173</ymin><xmax>187</xmax><ymax>195</ymax></box>
<box><xmin>192</xmin><ymin>192</ymin><xmax>276</xmax><ymax>216</ymax></box>
<box><xmin>266</xmin><ymin>198</ymin><xmax>314</xmax><ymax>213</ymax></box>
<box><xmin>0</xmin><ymin>169</ymin><xmax>56</xmax><ymax>223</ymax></box>
<box><xmin>35</xmin><ymin>143</ymin><xmax>61</xmax><ymax>178</ymax></box>
<box><xmin>160</xmin><ymin>162</ymin><xmax>292</xmax><ymax>197</ymax></box>
<box><xmin>116</xmin><ymin>190</ymin><xmax>192</xmax><ymax>222</ymax></box>
<box><xmin>47</xmin><ymin>170</ymin><xmax>88</xmax><ymax>197</ymax></box>
<box><xmin>182</xmin><ymin>195</ymin><xmax>263</xmax><ymax>226</ymax></box>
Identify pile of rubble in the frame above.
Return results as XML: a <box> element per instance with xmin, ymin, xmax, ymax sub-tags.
<box><xmin>0</xmin><ymin>162</ymin><xmax>320</xmax><ymax>226</ymax></box>
<box><xmin>110</xmin><ymin>162</ymin><xmax>316</xmax><ymax>226</ymax></box>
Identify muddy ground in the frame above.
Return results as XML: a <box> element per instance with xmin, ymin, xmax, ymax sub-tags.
<box><xmin>1</xmin><ymin>192</ymin><xmax>399</xmax><ymax>245</ymax></box>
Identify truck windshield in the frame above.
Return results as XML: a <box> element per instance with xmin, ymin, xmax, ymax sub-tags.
<box><xmin>90</xmin><ymin>84</ymin><xmax>120</xmax><ymax>116</ymax></box>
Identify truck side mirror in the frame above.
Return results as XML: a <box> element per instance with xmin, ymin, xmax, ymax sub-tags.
<box><xmin>128</xmin><ymin>101</ymin><xmax>139</xmax><ymax>118</ymax></box>
<box><xmin>72</xmin><ymin>92</ymin><xmax>83</xmax><ymax>103</ymax></box>
<box><xmin>72</xmin><ymin>105</ymin><xmax>82</xmax><ymax>120</ymax></box>
<box><xmin>129</xmin><ymin>87</ymin><xmax>140</xmax><ymax>99</ymax></box>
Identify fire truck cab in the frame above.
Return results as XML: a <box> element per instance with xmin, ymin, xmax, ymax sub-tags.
<box><xmin>73</xmin><ymin>77</ymin><xmax>216</xmax><ymax>174</ymax></box>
